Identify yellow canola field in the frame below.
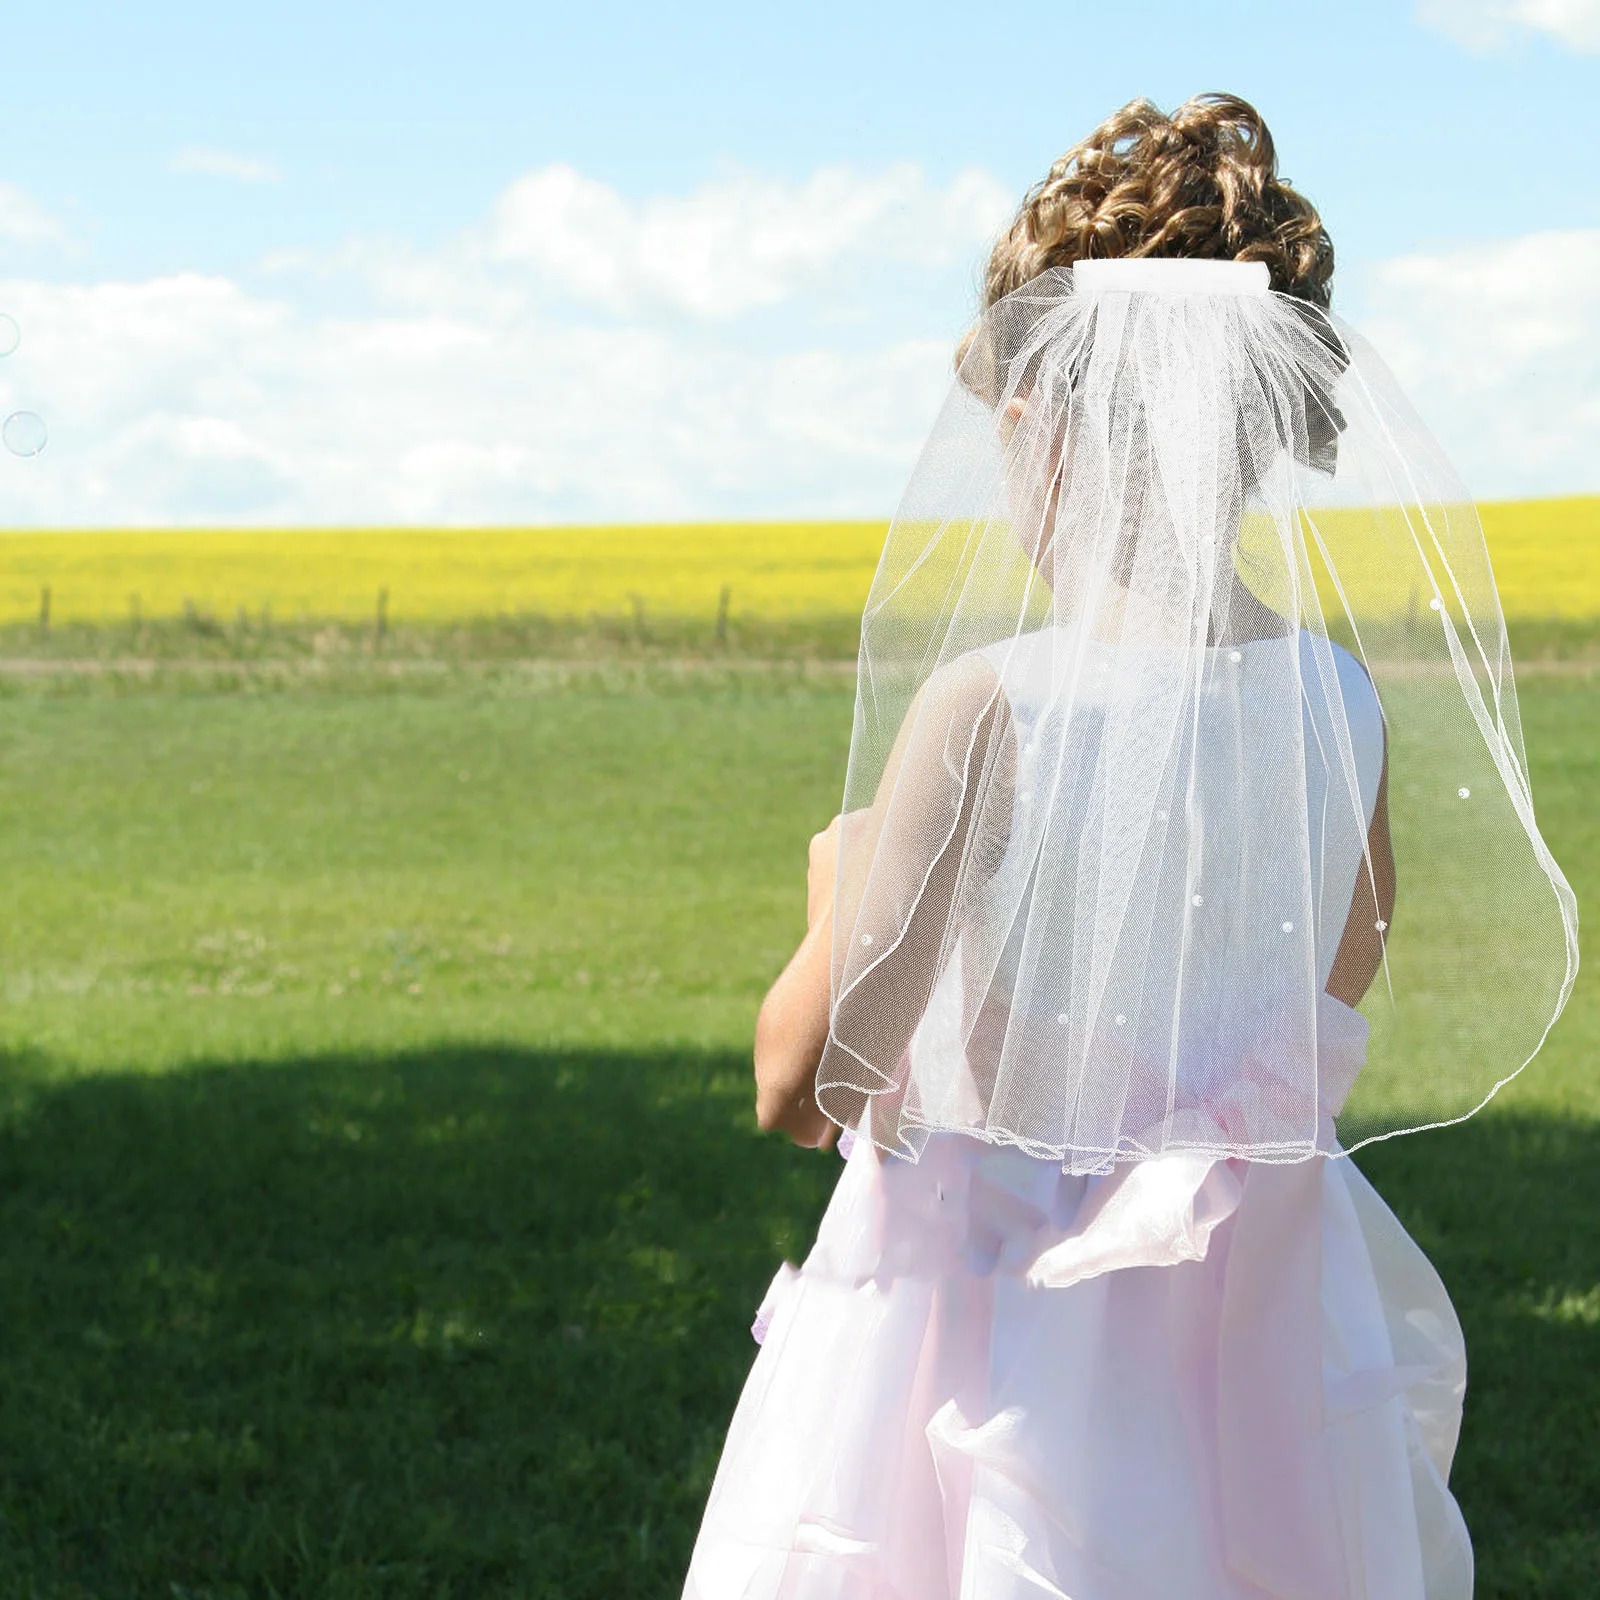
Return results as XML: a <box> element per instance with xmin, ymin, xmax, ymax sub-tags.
<box><xmin>1470</xmin><ymin>497</ymin><xmax>1599</xmax><ymax>621</ymax></box>
<box><xmin>0</xmin><ymin>522</ymin><xmax>887</xmax><ymax>627</ymax></box>
<box><xmin>0</xmin><ymin>499</ymin><xmax>1593</xmax><ymax>626</ymax></box>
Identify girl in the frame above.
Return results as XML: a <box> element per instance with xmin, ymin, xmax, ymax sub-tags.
<box><xmin>685</xmin><ymin>95</ymin><xmax>1576</xmax><ymax>1600</ymax></box>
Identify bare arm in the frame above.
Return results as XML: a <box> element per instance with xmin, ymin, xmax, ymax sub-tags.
<box><xmin>753</xmin><ymin>822</ymin><xmax>842</xmax><ymax>1146</ymax></box>
<box><xmin>753</xmin><ymin>660</ymin><xmax>1013</xmax><ymax>1146</ymax></box>
<box><xmin>823</xmin><ymin>677</ymin><xmax>1012</xmax><ymax>1092</ymax></box>
<box><xmin>1325</xmin><ymin>744</ymin><xmax>1395</xmax><ymax>1007</ymax></box>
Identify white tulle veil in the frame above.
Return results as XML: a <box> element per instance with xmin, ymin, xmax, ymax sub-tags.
<box><xmin>816</xmin><ymin>257</ymin><xmax>1577</xmax><ymax>1173</ymax></box>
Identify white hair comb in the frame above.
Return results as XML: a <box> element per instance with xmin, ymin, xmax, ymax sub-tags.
<box><xmin>1073</xmin><ymin>258</ymin><xmax>1271</xmax><ymax>295</ymax></box>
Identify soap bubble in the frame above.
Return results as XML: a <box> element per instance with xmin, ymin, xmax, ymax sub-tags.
<box><xmin>3</xmin><ymin>411</ymin><xmax>47</xmax><ymax>457</ymax></box>
<box><xmin>0</xmin><ymin>314</ymin><xmax>17</xmax><ymax>358</ymax></box>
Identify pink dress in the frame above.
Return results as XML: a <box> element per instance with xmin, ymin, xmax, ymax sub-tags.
<box><xmin>684</xmin><ymin>641</ymin><xmax>1472</xmax><ymax>1600</ymax></box>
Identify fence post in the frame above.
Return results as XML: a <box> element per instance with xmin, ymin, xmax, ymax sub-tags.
<box><xmin>376</xmin><ymin>586</ymin><xmax>389</xmax><ymax>644</ymax></box>
<box><xmin>39</xmin><ymin>584</ymin><xmax>50</xmax><ymax>636</ymax></box>
<box><xmin>715</xmin><ymin>584</ymin><xmax>731</xmax><ymax>647</ymax></box>
<box><xmin>630</xmin><ymin>592</ymin><xmax>647</xmax><ymax>645</ymax></box>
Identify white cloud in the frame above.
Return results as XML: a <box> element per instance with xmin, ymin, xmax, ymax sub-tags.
<box><xmin>481</xmin><ymin>161</ymin><xmax>1011</xmax><ymax>318</ymax></box>
<box><xmin>0</xmin><ymin>163</ymin><xmax>1001</xmax><ymax>524</ymax></box>
<box><xmin>0</xmin><ymin>183</ymin><xmax>66</xmax><ymax>248</ymax></box>
<box><xmin>1</xmin><ymin>163</ymin><xmax>1592</xmax><ymax>526</ymax></box>
<box><xmin>1357</xmin><ymin>228</ymin><xmax>1600</xmax><ymax>495</ymax></box>
<box><xmin>171</xmin><ymin>147</ymin><xmax>282</xmax><ymax>183</ymax></box>
<box><xmin>1417</xmin><ymin>0</ymin><xmax>1600</xmax><ymax>51</ymax></box>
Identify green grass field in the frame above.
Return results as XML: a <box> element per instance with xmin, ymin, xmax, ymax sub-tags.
<box><xmin>0</xmin><ymin>657</ymin><xmax>1595</xmax><ymax>1594</ymax></box>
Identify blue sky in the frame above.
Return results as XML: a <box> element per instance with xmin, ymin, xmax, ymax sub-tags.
<box><xmin>0</xmin><ymin>0</ymin><xmax>1595</xmax><ymax>522</ymax></box>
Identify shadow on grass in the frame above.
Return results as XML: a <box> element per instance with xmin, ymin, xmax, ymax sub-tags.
<box><xmin>0</xmin><ymin>1045</ymin><xmax>1594</xmax><ymax>1599</ymax></box>
<box><xmin>0</xmin><ymin>1043</ymin><xmax>837</xmax><ymax>1600</ymax></box>
<box><xmin>1358</xmin><ymin>1118</ymin><xmax>1600</xmax><ymax>1598</ymax></box>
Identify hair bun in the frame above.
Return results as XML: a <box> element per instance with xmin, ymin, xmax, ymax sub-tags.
<box><xmin>985</xmin><ymin>93</ymin><xmax>1334</xmax><ymax>311</ymax></box>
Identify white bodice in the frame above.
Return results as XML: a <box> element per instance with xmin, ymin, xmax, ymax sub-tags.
<box><xmin>981</xmin><ymin>627</ymin><xmax>1384</xmax><ymax>991</ymax></box>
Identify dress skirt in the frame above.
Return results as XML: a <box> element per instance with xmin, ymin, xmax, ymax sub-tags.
<box><xmin>683</xmin><ymin>1125</ymin><xmax>1472</xmax><ymax>1600</ymax></box>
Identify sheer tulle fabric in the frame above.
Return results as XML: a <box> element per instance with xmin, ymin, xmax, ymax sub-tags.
<box><xmin>816</xmin><ymin>263</ymin><xmax>1577</xmax><ymax>1171</ymax></box>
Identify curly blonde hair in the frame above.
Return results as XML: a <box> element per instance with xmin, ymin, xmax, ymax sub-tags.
<box><xmin>984</xmin><ymin>94</ymin><xmax>1334</xmax><ymax>310</ymax></box>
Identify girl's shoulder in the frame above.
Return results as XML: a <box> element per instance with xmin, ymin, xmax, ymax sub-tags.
<box><xmin>1300</xmin><ymin>632</ymin><xmax>1385</xmax><ymax>741</ymax></box>
<box><xmin>971</xmin><ymin>625</ymin><xmax>1384</xmax><ymax>749</ymax></box>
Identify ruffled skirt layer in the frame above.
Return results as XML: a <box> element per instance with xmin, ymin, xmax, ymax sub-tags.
<box><xmin>684</xmin><ymin>1133</ymin><xmax>1471</xmax><ymax>1600</ymax></box>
